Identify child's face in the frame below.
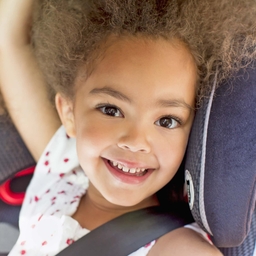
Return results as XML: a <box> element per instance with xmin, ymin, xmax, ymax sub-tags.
<box><xmin>57</xmin><ymin>36</ymin><xmax>197</xmax><ymax>207</ymax></box>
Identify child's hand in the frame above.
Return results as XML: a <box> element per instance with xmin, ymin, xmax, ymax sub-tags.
<box><xmin>0</xmin><ymin>0</ymin><xmax>33</xmax><ymax>48</ymax></box>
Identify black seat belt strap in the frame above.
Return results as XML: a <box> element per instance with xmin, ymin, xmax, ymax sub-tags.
<box><xmin>57</xmin><ymin>206</ymin><xmax>193</xmax><ymax>256</ymax></box>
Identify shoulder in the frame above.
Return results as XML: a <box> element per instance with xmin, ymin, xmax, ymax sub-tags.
<box><xmin>20</xmin><ymin>125</ymin><xmax>87</xmax><ymax>217</ymax></box>
<box><xmin>147</xmin><ymin>227</ymin><xmax>223</xmax><ymax>256</ymax></box>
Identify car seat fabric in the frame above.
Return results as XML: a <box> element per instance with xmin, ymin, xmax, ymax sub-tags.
<box><xmin>0</xmin><ymin>114</ymin><xmax>35</xmax><ymax>184</ymax></box>
<box><xmin>219</xmin><ymin>212</ymin><xmax>255</xmax><ymax>256</ymax></box>
<box><xmin>0</xmin><ymin>114</ymin><xmax>35</xmax><ymax>255</ymax></box>
<box><xmin>185</xmin><ymin>64</ymin><xmax>256</xmax><ymax>254</ymax></box>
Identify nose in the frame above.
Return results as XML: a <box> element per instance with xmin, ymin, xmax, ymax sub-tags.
<box><xmin>117</xmin><ymin>125</ymin><xmax>151</xmax><ymax>153</ymax></box>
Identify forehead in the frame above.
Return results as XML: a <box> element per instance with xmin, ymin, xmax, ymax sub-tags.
<box><xmin>97</xmin><ymin>35</ymin><xmax>196</xmax><ymax>73</ymax></box>
<box><xmin>76</xmin><ymin>35</ymin><xmax>197</xmax><ymax>106</ymax></box>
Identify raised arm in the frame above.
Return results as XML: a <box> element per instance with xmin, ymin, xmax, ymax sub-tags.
<box><xmin>0</xmin><ymin>0</ymin><xmax>61</xmax><ymax>161</ymax></box>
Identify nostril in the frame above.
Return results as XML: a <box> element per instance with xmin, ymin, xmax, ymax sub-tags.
<box><xmin>118</xmin><ymin>144</ymin><xmax>150</xmax><ymax>153</ymax></box>
<box><xmin>117</xmin><ymin>135</ymin><xmax>151</xmax><ymax>153</ymax></box>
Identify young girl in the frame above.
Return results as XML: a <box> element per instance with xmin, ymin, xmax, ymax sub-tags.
<box><xmin>1</xmin><ymin>0</ymin><xmax>256</xmax><ymax>255</ymax></box>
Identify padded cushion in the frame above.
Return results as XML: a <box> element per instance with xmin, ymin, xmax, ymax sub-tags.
<box><xmin>0</xmin><ymin>115</ymin><xmax>35</xmax><ymax>254</ymax></box>
<box><xmin>185</xmin><ymin>65</ymin><xmax>256</xmax><ymax>249</ymax></box>
<box><xmin>0</xmin><ymin>114</ymin><xmax>35</xmax><ymax>184</ymax></box>
<box><xmin>219</xmin><ymin>212</ymin><xmax>256</xmax><ymax>255</ymax></box>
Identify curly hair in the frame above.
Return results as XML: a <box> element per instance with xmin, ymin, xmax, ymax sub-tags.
<box><xmin>31</xmin><ymin>0</ymin><xmax>256</xmax><ymax>105</ymax></box>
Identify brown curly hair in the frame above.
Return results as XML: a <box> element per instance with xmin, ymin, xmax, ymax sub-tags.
<box><xmin>31</xmin><ymin>0</ymin><xmax>256</xmax><ymax>105</ymax></box>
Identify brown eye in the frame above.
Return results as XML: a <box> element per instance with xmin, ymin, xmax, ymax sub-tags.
<box><xmin>99</xmin><ymin>105</ymin><xmax>123</xmax><ymax>117</ymax></box>
<box><xmin>155</xmin><ymin>116</ymin><xmax>179</xmax><ymax>129</ymax></box>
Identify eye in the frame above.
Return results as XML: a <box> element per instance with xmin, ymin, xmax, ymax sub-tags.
<box><xmin>97</xmin><ymin>105</ymin><xmax>123</xmax><ymax>117</ymax></box>
<box><xmin>155</xmin><ymin>116</ymin><xmax>180</xmax><ymax>129</ymax></box>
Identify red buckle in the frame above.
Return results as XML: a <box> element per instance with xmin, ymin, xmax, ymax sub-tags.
<box><xmin>0</xmin><ymin>166</ymin><xmax>35</xmax><ymax>205</ymax></box>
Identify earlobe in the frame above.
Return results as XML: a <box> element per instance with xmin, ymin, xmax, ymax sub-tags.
<box><xmin>55</xmin><ymin>93</ymin><xmax>76</xmax><ymax>137</ymax></box>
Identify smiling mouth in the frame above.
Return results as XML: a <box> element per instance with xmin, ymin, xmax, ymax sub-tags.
<box><xmin>107</xmin><ymin>160</ymin><xmax>149</xmax><ymax>177</ymax></box>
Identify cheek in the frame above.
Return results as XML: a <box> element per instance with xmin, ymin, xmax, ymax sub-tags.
<box><xmin>74</xmin><ymin>113</ymin><xmax>119</xmax><ymax>163</ymax></box>
<box><xmin>156</xmin><ymin>131</ymin><xmax>189</xmax><ymax>175</ymax></box>
<box><xmin>75</xmin><ymin>120</ymin><xmax>106</xmax><ymax>158</ymax></box>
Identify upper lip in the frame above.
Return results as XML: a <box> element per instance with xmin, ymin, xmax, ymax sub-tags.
<box><xmin>104</xmin><ymin>157</ymin><xmax>155</xmax><ymax>170</ymax></box>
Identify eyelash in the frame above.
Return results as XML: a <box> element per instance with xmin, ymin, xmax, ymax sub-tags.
<box><xmin>154</xmin><ymin>115</ymin><xmax>182</xmax><ymax>129</ymax></box>
<box><xmin>96</xmin><ymin>103</ymin><xmax>182</xmax><ymax>129</ymax></box>
<box><xmin>96</xmin><ymin>103</ymin><xmax>124</xmax><ymax>117</ymax></box>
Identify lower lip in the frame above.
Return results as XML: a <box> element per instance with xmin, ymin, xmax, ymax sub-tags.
<box><xmin>103</xmin><ymin>158</ymin><xmax>154</xmax><ymax>185</ymax></box>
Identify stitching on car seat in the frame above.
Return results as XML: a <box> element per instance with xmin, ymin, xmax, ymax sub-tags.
<box><xmin>199</xmin><ymin>71</ymin><xmax>218</xmax><ymax>236</ymax></box>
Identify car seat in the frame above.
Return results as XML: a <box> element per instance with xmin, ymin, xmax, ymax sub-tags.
<box><xmin>0</xmin><ymin>66</ymin><xmax>255</xmax><ymax>256</ymax></box>
<box><xmin>185</xmin><ymin>64</ymin><xmax>256</xmax><ymax>255</ymax></box>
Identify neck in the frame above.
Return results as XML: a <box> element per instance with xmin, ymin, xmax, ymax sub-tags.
<box><xmin>72</xmin><ymin>182</ymin><xmax>159</xmax><ymax>230</ymax></box>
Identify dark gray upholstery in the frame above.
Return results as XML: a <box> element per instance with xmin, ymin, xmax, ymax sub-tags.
<box><xmin>0</xmin><ymin>114</ymin><xmax>35</xmax><ymax>184</ymax></box>
<box><xmin>185</xmin><ymin>65</ymin><xmax>256</xmax><ymax>255</ymax></box>
<box><xmin>0</xmin><ymin>114</ymin><xmax>35</xmax><ymax>254</ymax></box>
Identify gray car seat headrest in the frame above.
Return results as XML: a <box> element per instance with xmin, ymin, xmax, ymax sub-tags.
<box><xmin>185</xmin><ymin>65</ymin><xmax>256</xmax><ymax>254</ymax></box>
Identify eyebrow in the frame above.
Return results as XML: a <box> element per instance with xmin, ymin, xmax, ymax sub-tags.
<box><xmin>89</xmin><ymin>86</ymin><xmax>131</xmax><ymax>103</ymax></box>
<box><xmin>89</xmin><ymin>86</ymin><xmax>194</xmax><ymax>111</ymax></box>
<box><xmin>156</xmin><ymin>99</ymin><xmax>194</xmax><ymax>112</ymax></box>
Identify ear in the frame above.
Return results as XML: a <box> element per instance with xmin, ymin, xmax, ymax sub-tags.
<box><xmin>55</xmin><ymin>93</ymin><xmax>76</xmax><ymax>137</ymax></box>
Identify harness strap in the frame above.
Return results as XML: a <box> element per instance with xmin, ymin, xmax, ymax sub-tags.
<box><xmin>57</xmin><ymin>205</ymin><xmax>193</xmax><ymax>256</ymax></box>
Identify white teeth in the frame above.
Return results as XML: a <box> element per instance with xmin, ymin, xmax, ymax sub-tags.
<box><xmin>110</xmin><ymin>160</ymin><xmax>146</xmax><ymax>174</ymax></box>
<box><xmin>122</xmin><ymin>166</ymin><xmax>129</xmax><ymax>172</ymax></box>
<box><xmin>130</xmin><ymin>168</ymin><xmax>136</xmax><ymax>173</ymax></box>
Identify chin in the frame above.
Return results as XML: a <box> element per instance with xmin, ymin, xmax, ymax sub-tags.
<box><xmin>105</xmin><ymin>194</ymin><xmax>142</xmax><ymax>208</ymax></box>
